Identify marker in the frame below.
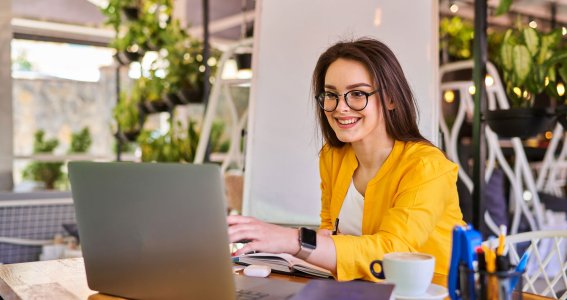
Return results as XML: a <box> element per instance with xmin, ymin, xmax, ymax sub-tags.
<box><xmin>476</xmin><ymin>247</ymin><xmax>487</xmax><ymax>300</ymax></box>
<box><xmin>510</xmin><ymin>252</ymin><xmax>529</xmax><ymax>290</ymax></box>
<box><xmin>497</xmin><ymin>225</ymin><xmax>507</xmax><ymax>256</ymax></box>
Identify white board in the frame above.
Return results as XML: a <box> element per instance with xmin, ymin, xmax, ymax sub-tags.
<box><xmin>243</xmin><ymin>0</ymin><xmax>439</xmax><ymax>225</ymax></box>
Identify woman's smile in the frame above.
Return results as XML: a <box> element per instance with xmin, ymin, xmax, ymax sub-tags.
<box><xmin>335</xmin><ymin>116</ymin><xmax>361</xmax><ymax>129</ymax></box>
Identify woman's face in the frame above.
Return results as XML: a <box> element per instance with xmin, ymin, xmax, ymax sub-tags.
<box><xmin>323</xmin><ymin>58</ymin><xmax>387</xmax><ymax>145</ymax></box>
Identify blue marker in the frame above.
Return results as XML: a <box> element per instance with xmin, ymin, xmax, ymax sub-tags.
<box><xmin>510</xmin><ymin>252</ymin><xmax>530</xmax><ymax>290</ymax></box>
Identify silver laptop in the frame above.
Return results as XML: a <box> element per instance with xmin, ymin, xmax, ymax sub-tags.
<box><xmin>68</xmin><ymin>162</ymin><xmax>304</xmax><ymax>300</ymax></box>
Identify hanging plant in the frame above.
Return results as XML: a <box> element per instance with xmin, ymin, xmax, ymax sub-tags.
<box><xmin>497</xmin><ymin>27</ymin><xmax>566</xmax><ymax>108</ymax></box>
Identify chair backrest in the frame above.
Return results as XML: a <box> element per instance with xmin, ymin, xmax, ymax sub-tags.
<box><xmin>503</xmin><ymin>230</ymin><xmax>567</xmax><ymax>299</ymax></box>
<box><xmin>439</xmin><ymin>60</ymin><xmax>546</xmax><ymax>235</ymax></box>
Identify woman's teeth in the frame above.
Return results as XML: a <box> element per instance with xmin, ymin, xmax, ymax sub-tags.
<box><xmin>337</xmin><ymin>118</ymin><xmax>359</xmax><ymax>125</ymax></box>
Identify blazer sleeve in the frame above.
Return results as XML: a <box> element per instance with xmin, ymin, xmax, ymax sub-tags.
<box><xmin>330</xmin><ymin>158</ymin><xmax>458</xmax><ymax>281</ymax></box>
<box><xmin>319</xmin><ymin>146</ymin><xmax>334</xmax><ymax>231</ymax></box>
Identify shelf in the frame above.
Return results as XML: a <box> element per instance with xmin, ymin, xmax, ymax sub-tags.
<box><xmin>14</xmin><ymin>154</ymin><xmax>139</xmax><ymax>162</ymax></box>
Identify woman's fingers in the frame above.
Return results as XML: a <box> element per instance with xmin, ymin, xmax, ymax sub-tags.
<box><xmin>228</xmin><ymin>223</ymin><xmax>258</xmax><ymax>243</ymax></box>
<box><xmin>234</xmin><ymin>241</ymin><xmax>261</xmax><ymax>256</ymax></box>
<box><xmin>227</xmin><ymin>215</ymin><xmax>255</xmax><ymax>225</ymax></box>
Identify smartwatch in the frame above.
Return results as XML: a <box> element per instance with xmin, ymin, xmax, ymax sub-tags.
<box><xmin>295</xmin><ymin>227</ymin><xmax>317</xmax><ymax>259</ymax></box>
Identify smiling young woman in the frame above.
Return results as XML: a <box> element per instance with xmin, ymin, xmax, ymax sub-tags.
<box><xmin>227</xmin><ymin>37</ymin><xmax>465</xmax><ymax>283</ymax></box>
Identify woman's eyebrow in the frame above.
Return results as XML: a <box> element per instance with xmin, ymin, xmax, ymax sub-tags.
<box><xmin>324</xmin><ymin>83</ymin><xmax>372</xmax><ymax>90</ymax></box>
<box><xmin>346</xmin><ymin>83</ymin><xmax>372</xmax><ymax>89</ymax></box>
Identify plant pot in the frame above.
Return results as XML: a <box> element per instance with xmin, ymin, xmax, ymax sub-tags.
<box><xmin>556</xmin><ymin>105</ymin><xmax>567</xmax><ymax>129</ymax></box>
<box><xmin>235</xmin><ymin>53</ymin><xmax>252</xmax><ymax>70</ymax></box>
<box><xmin>139</xmin><ymin>100</ymin><xmax>173</xmax><ymax>114</ymax></box>
<box><xmin>114</xmin><ymin>129</ymin><xmax>140</xmax><ymax>143</ymax></box>
<box><xmin>177</xmin><ymin>87</ymin><xmax>204</xmax><ymax>104</ymax></box>
<box><xmin>115</xmin><ymin>50</ymin><xmax>142</xmax><ymax>65</ymax></box>
<box><xmin>164</xmin><ymin>92</ymin><xmax>182</xmax><ymax>106</ymax></box>
<box><xmin>484</xmin><ymin>107</ymin><xmax>556</xmax><ymax>139</ymax></box>
<box><xmin>122</xmin><ymin>7</ymin><xmax>139</xmax><ymax>21</ymax></box>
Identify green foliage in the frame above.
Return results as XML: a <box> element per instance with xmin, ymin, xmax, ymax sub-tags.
<box><xmin>69</xmin><ymin>127</ymin><xmax>92</xmax><ymax>153</ymax></box>
<box><xmin>137</xmin><ymin>119</ymin><xmax>228</xmax><ymax>163</ymax></box>
<box><xmin>440</xmin><ymin>17</ymin><xmax>474</xmax><ymax>60</ymax></box>
<box><xmin>22</xmin><ymin>130</ymin><xmax>64</xmax><ymax>190</ymax></box>
<box><xmin>100</xmin><ymin>0</ymin><xmax>138</xmax><ymax>32</ymax></box>
<box><xmin>114</xmin><ymin>91</ymin><xmax>141</xmax><ymax>133</ymax></box>
<box><xmin>494</xmin><ymin>0</ymin><xmax>513</xmax><ymax>16</ymax></box>
<box><xmin>497</xmin><ymin>27</ymin><xmax>567</xmax><ymax>107</ymax></box>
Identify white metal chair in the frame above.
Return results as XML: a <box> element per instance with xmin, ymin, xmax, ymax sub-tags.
<box><xmin>439</xmin><ymin>60</ymin><xmax>546</xmax><ymax>235</ymax></box>
<box><xmin>194</xmin><ymin>38</ymin><xmax>253</xmax><ymax>174</ymax></box>
<box><xmin>500</xmin><ymin>230</ymin><xmax>567</xmax><ymax>299</ymax></box>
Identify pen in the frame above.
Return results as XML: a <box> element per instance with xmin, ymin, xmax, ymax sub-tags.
<box><xmin>476</xmin><ymin>247</ymin><xmax>487</xmax><ymax>300</ymax></box>
<box><xmin>496</xmin><ymin>254</ymin><xmax>511</xmax><ymax>300</ymax></box>
<box><xmin>332</xmin><ymin>218</ymin><xmax>340</xmax><ymax>235</ymax></box>
<box><xmin>510</xmin><ymin>251</ymin><xmax>529</xmax><ymax>290</ymax></box>
<box><xmin>483</xmin><ymin>245</ymin><xmax>498</xmax><ymax>300</ymax></box>
<box><xmin>497</xmin><ymin>225</ymin><xmax>507</xmax><ymax>256</ymax></box>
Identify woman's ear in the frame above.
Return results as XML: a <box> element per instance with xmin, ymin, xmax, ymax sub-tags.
<box><xmin>383</xmin><ymin>95</ymin><xmax>395</xmax><ymax>110</ymax></box>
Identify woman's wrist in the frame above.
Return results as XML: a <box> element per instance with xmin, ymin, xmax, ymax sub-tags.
<box><xmin>287</xmin><ymin>227</ymin><xmax>301</xmax><ymax>255</ymax></box>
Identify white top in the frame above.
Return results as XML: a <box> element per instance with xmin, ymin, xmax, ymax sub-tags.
<box><xmin>337</xmin><ymin>180</ymin><xmax>364</xmax><ymax>236</ymax></box>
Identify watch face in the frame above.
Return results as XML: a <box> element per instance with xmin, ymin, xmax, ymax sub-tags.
<box><xmin>300</xmin><ymin>227</ymin><xmax>317</xmax><ymax>249</ymax></box>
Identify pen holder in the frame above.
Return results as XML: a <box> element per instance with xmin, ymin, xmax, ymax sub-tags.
<box><xmin>458</xmin><ymin>265</ymin><xmax>524</xmax><ymax>300</ymax></box>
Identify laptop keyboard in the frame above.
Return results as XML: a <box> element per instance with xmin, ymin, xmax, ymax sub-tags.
<box><xmin>235</xmin><ymin>289</ymin><xmax>270</xmax><ymax>300</ymax></box>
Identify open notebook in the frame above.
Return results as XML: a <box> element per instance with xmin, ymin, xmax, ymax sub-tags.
<box><xmin>234</xmin><ymin>253</ymin><xmax>333</xmax><ymax>278</ymax></box>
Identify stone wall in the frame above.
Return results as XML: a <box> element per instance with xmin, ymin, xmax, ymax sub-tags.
<box><xmin>13</xmin><ymin>68</ymin><xmax>117</xmax><ymax>157</ymax></box>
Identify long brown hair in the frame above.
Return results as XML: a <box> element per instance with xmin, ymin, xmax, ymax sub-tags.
<box><xmin>312</xmin><ymin>37</ymin><xmax>430</xmax><ymax>148</ymax></box>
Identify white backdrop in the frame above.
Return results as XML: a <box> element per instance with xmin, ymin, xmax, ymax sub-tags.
<box><xmin>243</xmin><ymin>0</ymin><xmax>439</xmax><ymax>225</ymax></box>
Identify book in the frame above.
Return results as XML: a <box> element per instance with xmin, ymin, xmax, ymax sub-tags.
<box><xmin>290</xmin><ymin>280</ymin><xmax>395</xmax><ymax>300</ymax></box>
<box><xmin>234</xmin><ymin>252</ymin><xmax>333</xmax><ymax>278</ymax></box>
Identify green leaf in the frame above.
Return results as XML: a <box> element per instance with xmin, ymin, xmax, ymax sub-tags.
<box><xmin>512</xmin><ymin>45</ymin><xmax>531</xmax><ymax>85</ymax></box>
<box><xmin>500</xmin><ymin>43</ymin><xmax>514</xmax><ymax>71</ymax></box>
<box><xmin>495</xmin><ymin>0</ymin><xmax>513</xmax><ymax>16</ymax></box>
<box><xmin>549</xmin><ymin>66</ymin><xmax>557</xmax><ymax>83</ymax></box>
<box><xmin>522</xmin><ymin>27</ymin><xmax>540</xmax><ymax>58</ymax></box>
<box><xmin>559</xmin><ymin>64</ymin><xmax>567</xmax><ymax>84</ymax></box>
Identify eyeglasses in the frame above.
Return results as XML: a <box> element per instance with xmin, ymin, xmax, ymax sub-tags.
<box><xmin>316</xmin><ymin>88</ymin><xmax>380</xmax><ymax>112</ymax></box>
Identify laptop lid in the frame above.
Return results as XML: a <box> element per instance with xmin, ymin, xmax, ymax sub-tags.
<box><xmin>68</xmin><ymin>162</ymin><xmax>236</xmax><ymax>300</ymax></box>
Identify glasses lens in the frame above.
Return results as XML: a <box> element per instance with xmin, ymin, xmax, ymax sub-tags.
<box><xmin>345</xmin><ymin>91</ymin><xmax>368</xmax><ymax>111</ymax></box>
<box><xmin>318</xmin><ymin>92</ymin><xmax>338</xmax><ymax>112</ymax></box>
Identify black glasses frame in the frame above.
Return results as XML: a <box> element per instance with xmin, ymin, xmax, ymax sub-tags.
<box><xmin>316</xmin><ymin>88</ymin><xmax>380</xmax><ymax>112</ymax></box>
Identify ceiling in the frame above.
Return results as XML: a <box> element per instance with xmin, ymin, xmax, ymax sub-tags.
<box><xmin>440</xmin><ymin>0</ymin><xmax>567</xmax><ymax>29</ymax></box>
<box><xmin>11</xmin><ymin>0</ymin><xmax>566</xmax><ymax>47</ymax></box>
<box><xmin>11</xmin><ymin>0</ymin><xmax>255</xmax><ymax>46</ymax></box>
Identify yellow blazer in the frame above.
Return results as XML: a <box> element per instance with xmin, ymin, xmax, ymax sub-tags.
<box><xmin>320</xmin><ymin>140</ymin><xmax>465</xmax><ymax>282</ymax></box>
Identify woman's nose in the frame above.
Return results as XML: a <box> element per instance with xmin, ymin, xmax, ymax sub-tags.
<box><xmin>335</xmin><ymin>95</ymin><xmax>350</xmax><ymax>111</ymax></box>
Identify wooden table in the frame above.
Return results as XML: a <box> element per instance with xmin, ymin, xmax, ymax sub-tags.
<box><xmin>0</xmin><ymin>258</ymin><xmax>308</xmax><ymax>300</ymax></box>
<box><xmin>0</xmin><ymin>258</ymin><xmax>553</xmax><ymax>300</ymax></box>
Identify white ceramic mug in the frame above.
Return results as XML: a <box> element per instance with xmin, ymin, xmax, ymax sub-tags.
<box><xmin>370</xmin><ymin>252</ymin><xmax>435</xmax><ymax>296</ymax></box>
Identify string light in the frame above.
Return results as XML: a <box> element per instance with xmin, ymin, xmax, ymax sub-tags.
<box><xmin>468</xmin><ymin>85</ymin><xmax>476</xmax><ymax>95</ymax></box>
<box><xmin>485</xmin><ymin>75</ymin><xmax>494</xmax><ymax>87</ymax></box>
<box><xmin>450</xmin><ymin>4</ymin><xmax>459</xmax><ymax>13</ymax></box>
<box><xmin>558</xmin><ymin>82</ymin><xmax>565</xmax><ymax>97</ymax></box>
<box><xmin>444</xmin><ymin>90</ymin><xmax>455</xmax><ymax>103</ymax></box>
<box><xmin>513</xmin><ymin>87</ymin><xmax>522</xmax><ymax>97</ymax></box>
<box><xmin>529</xmin><ymin>20</ymin><xmax>537</xmax><ymax>29</ymax></box>
<box><xmin>545</xmin><ymin>131</ymin><xmax>553</xmax><ymax>140</ymax></box>
<box><xmin>562</xmin><ymin>27</ymin><xmax>567</xmax><ymax>36</ymax></box>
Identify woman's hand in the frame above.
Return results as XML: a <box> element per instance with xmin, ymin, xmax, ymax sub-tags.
<box><xmin>227</xmin><ymin>215</ymin><xmax>299</xmax><ymax>256</ymax></box>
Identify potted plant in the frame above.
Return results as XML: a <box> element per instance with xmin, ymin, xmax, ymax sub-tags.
<box><xmin>22</xmin><ymin>130</ymin><xmax>64</xmax><ymax>190</ymax></box>
<box><xmin>486</xmin><ymin>26</ymin><xmax>565</xmax><ymax>138</ymax></box>
<box><xmin>111</xmin><ymin>20</ymin><xmax>147</xmax><ymax>65</ymax></box>
<box><xmin>439</xmin><ymin>16</ymin><xmax>474</xmax><ymax>64</ymax></box>
<box><xmin>113</xmin><ymin>89</ymin><xmax>143</xmax><ymax>142</ymax></box>
<box><xmin>69</xmin><ymin>127</ymin><xmax>92</xmax><ymax>153</ymax></box>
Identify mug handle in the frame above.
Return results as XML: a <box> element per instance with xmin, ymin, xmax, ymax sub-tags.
<box><xmin>369</xmin><ymin>259</ymin><xmax>385</xmax><ymax>279</ymax></box>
